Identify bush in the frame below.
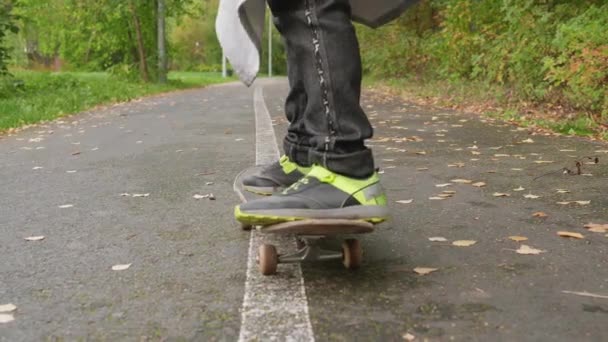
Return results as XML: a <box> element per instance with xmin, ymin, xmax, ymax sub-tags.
<box><xmin>357</xmin><ymin>0</ymin><xmax>608</xmax><ymax>118</ymax></box>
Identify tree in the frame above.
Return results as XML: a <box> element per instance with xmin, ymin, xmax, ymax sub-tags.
<box><xmin>0</xmin><ymin>0</ymin><xmax>18</xmax><ymax>75</ymax></box>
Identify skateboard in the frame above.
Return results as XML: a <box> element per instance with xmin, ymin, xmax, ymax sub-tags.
<box><xmin>234</xmin><ymin>166</ymin><xmax>375</xmax><ymax>275</ymax></box>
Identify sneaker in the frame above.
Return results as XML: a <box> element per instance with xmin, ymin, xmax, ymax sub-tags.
<box><xmin>235</xmin><ymin>165</ymin><xmax>389</xmax><ymax>225</ymax></box>
<box><xmin>242</xmin><ymin>155</ymin><xmax>311</xmax><ymax>195</ymax></box>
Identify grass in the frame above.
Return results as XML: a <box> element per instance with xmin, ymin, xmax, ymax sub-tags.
<box><xmin>0</xmin><ymin>71</ymin><xmax>233</xmax><ymax>132</ymax></box>
<box><xmin>366</xmin><ymin>77</ymin><xmax>608</xmax><ymax>141</ymax></box>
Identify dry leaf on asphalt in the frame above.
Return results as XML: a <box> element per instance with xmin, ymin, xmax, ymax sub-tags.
<box><xmin>453</xmin><ymin>240</ymin><xmax>477</xmax><ymax>247</ymax></box>
<box><xmin>532</xmin><ymin>212</ymin><xmax>548</xmax><ymax>218</ymax></box>
<box><xmin>0</xmin><ymin>314</ymin><xmax>14</xmax><ymax>324</ymax></box>
<box><xmin>513</xmin><ymin>186</ymin><xmax>525</xmax><ymax>192</ymax></box>
<box><xmin>193</xmin><ymin>194</ymin><xmax>209</xmax><ymax>200</ymax></box>
<box><xmin>524</xmin><ymin>194</ymin><xmax>541</xmax><ymax>199</ymax></box>
<box><xmin>508</xmin><ymin>236</ymin><xmax>528</xmax><ymax>242</ymax></box>
<box><xmin>557</xmin><ymin>231</ymin><xmax>584</xmax><ymax>239</ymax></box>
<box><xmin>429</xmin><ymin>196</ymin><xmax>447</xmax><ymax>200</ymax></box>
<box><xmin>396</xmin><ymin>199</ymin><xmax>413</xmax><ymax>204</ymax></box>
<box><xmin>493</xmin><ymin>193</ymin><xmax>510</xmax><ymax>197</ymax></box>
<box><xmin>583</xmin><ymin>223</ymin><xmax>608</xmax><ymax>233</ymax></box>
<box><xmin>575</xmin><ymin>201</ymin><xmax>591</xmax><ymax>205</ymax></box>
<box><xmin>132</xmin><ymin>193</ymin><xmax>150</xmax><ymax>198</ymax></box>
<box><xmin>533</xmin><ymin>160</ymin><xmax>554</xmax><ymax>164</ymax></box>
<box><xmin>472</xmin><ymin>182</ymin><xmax>486</xmax><ymax>187</ymax></box>
<box><xmin>0</xmin><ymin>304</ymin><xmax>16</xmax><ymax>313</ymax></box>
<box><xmin>403</xmin><ymin>333</ymin><xmax>416</xmax><ymax>341</ymax></box>
<box><xmin>414</xmin><ymin>267</ymin><xmax>438</xmax><ymax>275</ymax></box>
<box><xmin>562</xmin><ymin>290</ymin><xmax>608</xmax><ymax>300</ymax></box>
<box><xmin>515</xmin><ymin>245</ymin><xmax>545</xmax><ymax>255</ymax></box>
<box><xmin>451</xmin><ymin>179</ymin><xmax>473</xmax><ymax>184</ymax></box>
<box><xmin>24</xmin><ymin>236</ymin><xmax>45</xmax><ymax>241</ymax></box>
<box><xmin>435</xmin><ymin>183</ymin><xmax>452</xmax><ymax>188</ymax></box>
<box><xmin>556</xmin><ymin>189</ymin><xmax>570</xmax><ymax>194</ymax></box>
<box><xmin>58</xmin><ymin>204</ymin><xmax>74</xmax><ymax>209</ymax></box>
<box><xmin>442</xmin><ymin>190</ymin><xmax>456</xmax><ymax>194</ymax></box>
<box><xmin>429</xmin><ymin>237</ymin><xmax>448</xmax><ymax>242</ymax></box>
<box><xmin>111</xmin><ymin>264</ymin><xmax>131</xmax><ymax>271</ymax></box>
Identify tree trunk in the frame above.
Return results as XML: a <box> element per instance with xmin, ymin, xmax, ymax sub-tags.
<box><xmin>129</xmin><ymin>1</ymin><xmax>150</xmax><ymax>82</ymax></box>
<box><xmin>157</xmin><ymin>0</ymin><xmax>167</xmax><ymax>83</ymax></box>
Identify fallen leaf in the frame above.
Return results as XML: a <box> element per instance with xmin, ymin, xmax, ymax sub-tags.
<box><xmin>32</xmin><ymin>166</ymin><xmax>43</xmax><ymax>170</ymax></box>
<box><xmin>132</xmin><ymin>193</ymin><xmax>150</xmax><ymax>198</ymax></box>
<box><xmin>452</xmin><ymin>240</ymin><xmax>477</xmax><ymax>247</ymax></box>
<box><xmin>533</xmin><ymin>160</ymin><xmax>554</xmax><ymax>164</ymax></box>
<box><xmin>557</xmin><ymin>231</ymin><xmax>584</xmax><ymax>239</ymax></box>
<box><xmin>193</xmin><ymin>194</ymin><xmax>209</xmax><ymax>200</ymax></box>
<box><xmin>58</xmin><ymin>204</ymin><xmax>74</xmax><ymax>209</ymax></box>
<box><xmin>493</xmin><ymin>193</ymin><xmax>510</xmax><ymax>197</ymax></box>
<box><xmin>532</xmin><ymin>212</ymin><xmax>548</xmax><ymax>218</ymax></box>
<box><xmin>396</xmin><ymin>199</ymin><xmax>413</xmax><ymax>204</ymax></box>
<box><xmin>451</xmin><ymin>179</ymin><xmax>473</xmax><ymax>184</ymax></box>
<box><xmin>556</xmin><ymin>189</ymin><xmax>570</xmax><ymax>194</ymax></box>
<box><xmin>442</xmin><ymin>190</ymin><xmax>456</xmax><ymax>194</ymax></box>
<box><xmin>562</xmin><ymin>290</ymin><xmax>608</xmax><ymax>299</ymax></box>
<box><xmin>429</xmin><ymin>196</ymin><xmax>447</xmax><ymax>200</ymax></box>
<box><xmin>515</xmin><ymin>244</ymin><xmax>545</xmax><ymax>255</ymax></box>
<box><xmin>417</xmin><ymin>167</ymin><xmax>429</xmax><ymax>171</ymax></box>
<box><xmin>24</xmin><ymin>236</ymin><xmax>45</xmax><ymax>241</ymax></box>
<box><xmin>0</xmin><ymin>314</ymin><xmax>14</xmax><ymax>324</ymax></box>
<box><xmin>472</xmin><ymin>182</ymin><xmax>486</xmax><ymax>187</ymax></box>
<box><xmin>413</xmin><ymin>267</ymin><xmax>438</xmax><ymax>275</ymax></box>
<box><xmin>513</xmin><ymin>186</ymin><xmax>525</xmax><ymax>192</ymax></box>
<box><xmin>521</xmin><ymin>138</ymin><xmax>535</xmax><ymax>143</ymax></box>
<box><xmin>557</xmin><ymin>201</ymin><xmax>572</xmax><ymax>205</ymax></box>
<box><xmin>435</xmin><ymin>183</ymin><xmax>452</xmax><ymax>188</ymax></box>
<box><xmin>584</xmin><ymin>223</ymin><xmax>608</xmax><ymax>233</ymax></box>
<box><xmin>508</xmin><ymin>236</ymin><xmax>528</xmax><ymax>242</ymax></box>
<box><xmin>524</xmin><ymin>194</ymin><xmax>541</xmax><ymax>199</ymax></box>
<box><xmin>575</xmin><ymin>201</ymin><xmax>590</xmax><ymax>205</ymax></box>
<box><xmin>111</xmin><ymin>264</ymin><xmax>131</xmax><ymax>271</ymax></box>
<box><xmin>0</xmin><ymin>304</ymin><xmax>16</xmax><ymax>313</ymax></box>
<box><xmin>71</xmin><ymin>151</ymin><xmax>81</xmax><ymax>156</ymax></box>
<box><xmin>403</xmin><ymin>333</ymin><xmax>416</xmax><ymax>341</ymax></box>
<box><xmin>66</xmin><ymin>170</ymin><xmax>77</xmax><ymax>173</ymax></box>
<box><xmin>415</xmin><ymin>151</ymin><xmax>427</xmax><ymax>155</ymax></box>
<box><xmin>429</xmin><ymin>237</ymin><xmax>448</xmax><ymax>242</ymax></box>
<box><xmin>437</xmin><ymin>193</ymin><xmax>453</xmax><ymax>198</ymax></box>
<box><xmin>205</xmin><ymin>182</ymin><xmax>214</xmax><ymax>185</ymax></box>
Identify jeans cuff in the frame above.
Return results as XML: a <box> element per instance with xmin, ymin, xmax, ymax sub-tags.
<box><xmin>283</xmin><ymin>139</ymin><xmax>312</xmax><ymax>167</ymax></box>
<box><xmin>309</xmin><ymin>148</ymin><xmax>375</xmax><ymax>178</ymax></box>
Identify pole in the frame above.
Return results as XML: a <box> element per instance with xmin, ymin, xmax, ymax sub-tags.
<box><xmin>268</xmin><ymin>13</ymin><xmax>272</xmax><ymax>77</ymax></box>
<box><xmin>157</xmin><ymin>0</ymin><xmax>167</xmax><ymax>83</ymax></box>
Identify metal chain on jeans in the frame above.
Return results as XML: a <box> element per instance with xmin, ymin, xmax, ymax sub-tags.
<box><xmin>304</xmin><ymin>0</ymin><xmax>336</xmax><ymax>163</ymax></box>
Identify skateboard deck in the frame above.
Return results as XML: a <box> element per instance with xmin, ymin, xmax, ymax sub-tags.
<box><xmin>259</xmin><ymin>219</ymin><xmax>374</xmax><ymax>236</ymax></box>
<box><xmin>234</xmin><ymin>165</ymin><xmax>376</xmax><ymax>275</ymax></box>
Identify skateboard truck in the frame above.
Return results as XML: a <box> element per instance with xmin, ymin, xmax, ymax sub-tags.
<box><xmin>257</xmin><ymin>235</ymin><xmax>363</xmax><ymax>276</ymax></box>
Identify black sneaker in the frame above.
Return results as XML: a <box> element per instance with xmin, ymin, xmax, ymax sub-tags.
<box><xmin>242</xmin><ymin>155</ymin><xmax>311</xmax><ymax>195</ymax></box>
<box><xmin>235</xmin><ymin>165</ymin><xmax>389</xmax><ymax>225</ymax></box>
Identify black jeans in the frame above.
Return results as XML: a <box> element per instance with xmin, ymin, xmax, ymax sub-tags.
<box><xmin>267</xmin><ymin>0</ymin><xmax>375</xmax><ymax>179</ymax></box>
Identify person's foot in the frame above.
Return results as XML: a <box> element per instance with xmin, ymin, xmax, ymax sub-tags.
<box><xmin>242</xmin><ymin>155</ymin><xmax>311</xmax><ymax>195</ymax></box>
<box><xmin>235</xmin><ymin>165</ymin><xmax>389</xmax><ymax>225</ymax></box>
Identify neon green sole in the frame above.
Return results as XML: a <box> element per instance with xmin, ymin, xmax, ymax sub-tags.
<box><xmin>234</xmin><ymin>206</ymin><xmax>386</xmax><ymax>226</ymax></box>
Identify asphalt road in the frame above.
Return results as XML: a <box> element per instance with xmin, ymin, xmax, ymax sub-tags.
<box><xmin>1</xmin><ymin>78</ymin><xmax>607</xmax><ymax>341</ymax></box>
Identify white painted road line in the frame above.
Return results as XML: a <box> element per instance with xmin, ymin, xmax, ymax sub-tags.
<box><xmin>238</xmin><ymin>85</ymin><xmax>315</xmax><ymax>341</ymax></box>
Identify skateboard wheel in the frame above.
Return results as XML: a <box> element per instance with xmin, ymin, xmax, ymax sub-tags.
<box><xmin>258</xmin><ymin>244</ymin><xmax>278</xmax><ymax>275</ymax></box>
<box><xmin>240</xmin><ymin>223</ymin><xmax>253</xmax><ymax>231</ymax></box>
<box><xmin>342</xmin><ymin>239</ymin><xmax>362</xmax><ymax>270</ymax></box>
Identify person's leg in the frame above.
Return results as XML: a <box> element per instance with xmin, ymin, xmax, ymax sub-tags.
<box><xmin>269</xmin><ymin>0</ymin><xmax>375</xmax><ymax>178</ymax></box>
<box><xmin>235</xmin><ymin>0</ymin><xmax>388</xmax><ymax>225</ymax></box>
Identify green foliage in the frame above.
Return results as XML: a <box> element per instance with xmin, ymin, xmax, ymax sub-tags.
<box><xmin>0</xmin><ymin>71</ymin><xmax>228</xmax><ymax>131</ymax></box>
<box><xmin>0</xmin><ymin>0</ymin><xmax>19</xmax><ymax>75</ymax></box>
<box><xmin>358</xmin><ymin>0</ymin><xmax>608</xmax><ymax>119</ymax></box>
